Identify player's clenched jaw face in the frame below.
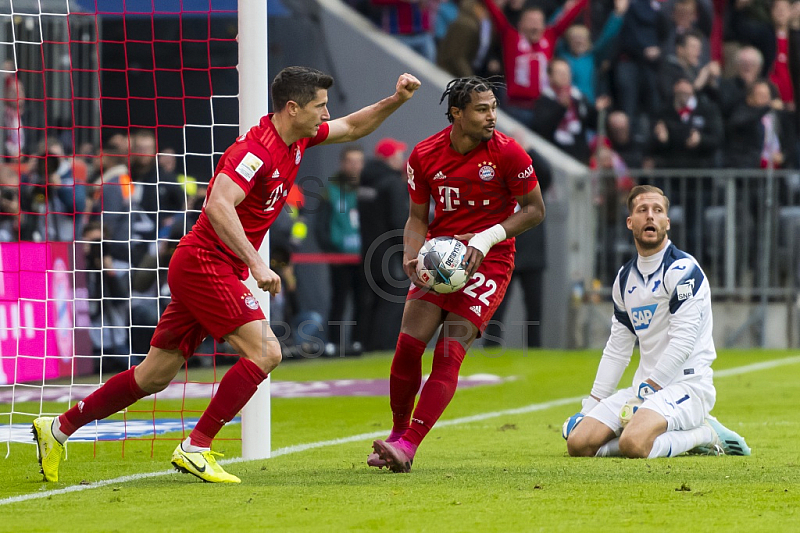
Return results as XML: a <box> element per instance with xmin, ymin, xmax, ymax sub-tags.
<box><xmin>627</xmin><ymin>193</ymin><xmax>670</xmax><ymax>253</ymax></box>
<box><xmin>453</xmin><ymin>90</ymin><xmax>497</xmax><ymax>143</ymax></box>
<box><xmin>290</xmin><ymin>88</ymin><xmax>330</xmax><ymax>138</ymax></box>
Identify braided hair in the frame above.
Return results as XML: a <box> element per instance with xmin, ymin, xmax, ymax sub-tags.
<box><xmin>439</xmin><ymin>76</ymin><xmax>505</xmax><ymax>123</ymax></box>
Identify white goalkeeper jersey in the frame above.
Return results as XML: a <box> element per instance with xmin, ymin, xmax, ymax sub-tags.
<box><xmin>590</xmin><ymin>240</ymin><xmax>716</xmax><ymax>400</ymax></box>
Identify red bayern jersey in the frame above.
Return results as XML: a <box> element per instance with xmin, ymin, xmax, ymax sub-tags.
<box><xmin>180</xmin><ymin>114</ymin><xmax>329</xmax><ymax>279</ymax></box>
<box><xmin>407</xmin><ymin>126</ymin><xmax>537</xmax><ymax>258</ymax></box>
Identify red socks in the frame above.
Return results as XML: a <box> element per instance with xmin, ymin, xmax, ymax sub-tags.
<box><xmin>389</xmin><ymin>333</ymin><xmax>427</xmax><ymax>435</ymax></box>
<box><xmin>189</xmin><ymin>357</ymin><xmax>268</xmax><ymax>448</ymax></box>
<box><xmin>59</xmin><ymin>367</ymin><xmax>148</xmax><ymax>436</ymax></box>
<box><xmin>404</xmin><ymin>338</ymin><xmax>466</xmax><ymax>447</ymax></box>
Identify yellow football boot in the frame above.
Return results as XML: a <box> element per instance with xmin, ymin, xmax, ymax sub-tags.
<box><xmin>171</xmin><ymin>444</ymin><xmax>241</xmax><ymax>483</ymax></box>
<box><xmin>32</xmin><ymin>417</ymin><xmax>65</xmax><ymax>482</ymax></box>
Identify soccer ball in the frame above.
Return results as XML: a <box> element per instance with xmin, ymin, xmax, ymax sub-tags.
<box><xmin>619</xmin><ymin>397</ymin><xmax>643</xmax><ymax>428</ymax></box>
<box><xmin>416</xmin><ymin>236</ymin><xmax>469</xmax><ymax>294</ymax></box>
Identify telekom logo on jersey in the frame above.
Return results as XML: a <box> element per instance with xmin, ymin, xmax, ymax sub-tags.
<box><xmin>438</xmin><ymin>186</ymin><xmax>492</xmax><ymax>212</ymax></box>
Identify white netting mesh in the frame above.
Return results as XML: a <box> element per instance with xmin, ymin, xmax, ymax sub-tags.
<box><xmin>1</xmin><ymin>0</ymin><xmax>241</xmax><ymax>455</ymax></box>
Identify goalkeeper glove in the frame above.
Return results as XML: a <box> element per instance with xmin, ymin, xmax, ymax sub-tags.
<box><xmin>562</xmin><ymin>397</ymin><xmax>600</xmax><ymax>440</ymax></box>
<box><xmin>636</xmin><ymin>381</ymin><xmax>657</xmax><ymax>400</ymax></box>
<box><xmin>562</xmin><ymin>413</ymin><xmax>584</xmax><ymax>440</ymax></box>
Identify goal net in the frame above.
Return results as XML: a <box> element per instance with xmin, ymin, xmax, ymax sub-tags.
<box><xmin>0</xmin><ymin>0</ymin><xmax>260</xmax><ymax>458</ymax></box>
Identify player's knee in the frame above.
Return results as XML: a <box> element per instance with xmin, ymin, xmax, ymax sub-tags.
<box><xmin>135</xmin><ymin>370</ymin><xmax>172</xmax><ymax>395</ymax></box>
<box><xmin>244</xmin><ymin>340</ymin><xmax>282</xmax><ymax>375</ymax></box>
<box><xmin>566</xmin><ymin>434</ymin><xmax>597</xmax><ymax>457</ymax></box>
<box><xmin>618</xmin><ymin>433</ymin><xmax>650</xmax><ymax>459</ymax></box>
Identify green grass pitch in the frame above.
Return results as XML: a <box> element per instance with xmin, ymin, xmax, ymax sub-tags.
<box><xmin>1</xmin><ymin>348</ymin><xmax>798</xmax><ymax>532</ymax></box>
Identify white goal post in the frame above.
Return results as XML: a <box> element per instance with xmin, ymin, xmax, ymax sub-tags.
<box><xmin>239</xmin><ymin>0</ymin><xmax>271</xmax><ymax>461</ymax></box>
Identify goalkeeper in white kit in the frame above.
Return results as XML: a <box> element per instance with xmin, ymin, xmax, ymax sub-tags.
<box><xmin>563</xmin><ymin>185</ymin><xmax>750</xmax><ymax>458</ymax></box>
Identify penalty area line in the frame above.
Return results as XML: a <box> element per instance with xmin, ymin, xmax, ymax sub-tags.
<box><xmin>1</xmin><ymin>354</ymin><xmax>798</xmax><ymax>507</ymax></box>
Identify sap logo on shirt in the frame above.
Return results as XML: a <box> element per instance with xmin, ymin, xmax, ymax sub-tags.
<box><xmin>631</xmin><ymin>304</ymin><xmax>658</xmax><ymax>330</ymax></box>
<box><xmin>677</xmin><ymin>279</ymin><xmax>695</xmax><ymax>301</ymax></box>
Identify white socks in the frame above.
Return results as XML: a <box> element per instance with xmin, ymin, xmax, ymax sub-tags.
<box><xmin>51</xmin><ymin>417</ymin><xmax>68</xmax><ymax>445</ymax></box>
<box><xmin>647</xmin><ymin>425</ymin><xmax>714</xmax><ymax>458</ymax></box>
<box><xmin>181</xmin><ymin>437</ymin><xmax>210</xmax><ymax>453</ymax></box>
<box><xmin>595</xmin><ymin>438</ymin><xmax>622</xmax><ymax>457</ymax></box>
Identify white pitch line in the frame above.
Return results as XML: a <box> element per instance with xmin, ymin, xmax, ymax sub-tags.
<box><xmin>1</xmin><ymin>355</ymin><xmax>798</xmax><ymax>507</ymax></box>
<box><xmin>713</xmin><ymin>355</ymin><xmax>800</xmax><ymax>377</ymax></box>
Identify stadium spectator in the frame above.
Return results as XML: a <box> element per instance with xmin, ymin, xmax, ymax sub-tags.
<box><xmin>591</xmin><ymin>137</ymin><xmax>636</xmax><ymax>195</ymax></box>
<box><xmin>91</xmin><ymin>141</ymin><xmax>133</xmax><ymax>264</ymax></box>
<box><xmin>657</xmin><ymin>30</ymin><xmax>714</xmax><ymax>103</ymax></box>
<box><xmin>649</xmin><ymin>77</ymin><xmax>723</xmax><ymax>169</ymax></box>
<box><xmin>19</xmin><ymin>139</ymin><xmax>87</xmax><ymax>242</ymax></box>
<box><xmin>530</xmin><ymin>59</ymin><xmax>607</xmax><ymax>163</ymax></box>
<box><xmin>1</xmin><ymin>60</ymin><xmax>25</xmax><ymax>158</ymax></box>
<box><xmin>358</xmin><ymin>137</ymin><xmax>409</xmax><ymax>352</ymax></box>
<box><xmin>503</xmin><ymin>0</ymin><xmax>562</xmax><ymax>26</ymax></box>
<box><xmin>482</xmin><ymin>0</ymin><xmax>589</xmax><ymax>125</ymax></box>
<box><xmin>724</xmin><ymin>79</ymin><xmax>796</xmax><ymax>169</ymax></box>
<box><xmin>557</xmin><ymin>0</ymin><xmax>628</xmax><ymax>105</ymax></box>
<box><xmin>563</xmin><ymin>185</ymin><xmax>751</xmax><ymax>459</ymax></box>
<box><xmin>437</xmin><ymin>0</ymin><xmax>499</xmax><ymax>79</ymax></box>
<box><xmin>606</xmin><ymin>110</ymin><xmax>646</xmax><ymax>169</ymax></box>
<box><xmin>368</xmin><ymin>77</ymin><xmax>545</xmax><ymax>473</ymax></box>
<box><xmin>317</xmin><ymin>145</ymin><xmax>365</xmax><ymax>355</ymax></box>
<box><xmin>435</xmin><ymin>0</ymin><xmax>460</xmax><ymax>42</ymax></box>
<box><xmin>708</xmin><ymin>46</ymin><xmax>764</xmax><ymax>116</ymax></box>
<box><xmin>370</xmin><ymin>0</ymin><xmax>438</xmax><ymax>62</ymax></box>
<box><xmin>32</xmin><ymin>66</ymin><xmax>421</xmax><ymax>484</ymax></box>
<box><xmin>129</xmin><ymin>130</ymin><xmax>184</xmax><ymax>251</ymax></box>
<box><xmin>728</xmin><ymin>0</ymin><xmax>799</xmax><ymax>107</ymax></box>
<box><xmin>613</xmin><ymin>0</ymin><xmax>666</xmax><ymax>130</ymax></box>
<box><xmin>0</xmin><ymin>161</ymin><xmax>19</xmax><ymax>241</ymax></box>
<box><xmin>767</xmin><ymin>0</ymin><xmax>799</xmax><ymax>110</ymax></box>
<box><xmin>659</xmin><ymin>0</ymin><xmax>713</xmax><ymax>65</ymax></box>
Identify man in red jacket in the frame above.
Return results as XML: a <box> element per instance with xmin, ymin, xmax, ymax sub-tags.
<box><xmin>482</xmin><ymin>0</ymin><xmax>588</xmax><ymax>125</ymax></box>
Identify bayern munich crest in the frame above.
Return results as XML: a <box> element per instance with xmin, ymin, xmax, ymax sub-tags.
<box><xmin>478</xmin><ymin>161</ymin><xmax>496</xmax><ymax>181</ymax></box>
<box><xmin>295</xmin><ymin>146</ymin><xmax>302</xmax><ymax>165</ymax></box>
<box><xmin>243</xmin><ymin>294</ymin><xmax>260</xmax><ymax>310</ymax></box>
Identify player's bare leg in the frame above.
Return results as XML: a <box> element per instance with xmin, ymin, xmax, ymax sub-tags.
<box><xmin>622</xmin><ymin>407</ymin><xmax>725</xmax><ymax>458</ymax></box>
<box><xmin>372</xmin><ymin>310</ymin><xmax>477</xmax><ymax>473</ymax></box>
<box><xmin>368</xmin><ymin>299</ymin><xmax>443</xmax><ymax>468</ymax></box>
<box><xmin>618</xmin><ymin>408</ymin><xmax>668</xmax><ymax>458</ymax></box>
<box><xmin>134</xmin><ymin>347</ymin><xmax>189</xmax><ymax>393</ymax></box>
<box><xmin>566</xmin><ymin>417</ymin><xmax>617</xmax><ymax>457</ymax></box>
<box><xmin>33</xmin><ymin>346</ymin><xmax>184</xmax><ymax>482</ymax></box>
<box><xmin>173</xmin><ymin>320</ymin><xmax>280</xmax><ymax>483</ymax></box>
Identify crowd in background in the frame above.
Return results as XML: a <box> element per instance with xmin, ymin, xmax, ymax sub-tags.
<box><xmin>0</xmin><ymin>122</ymin><xmax>207</xmax><ymax>364</ymax></box>
<box><xmin>350</xmin><ymin>0</ymin><xmax>800</xmax><ymax>182</ymax></box>
<box><xmin>3</xmin><ymin>0</ymin><xmax>800</xmax><ymax>359</ymax></box>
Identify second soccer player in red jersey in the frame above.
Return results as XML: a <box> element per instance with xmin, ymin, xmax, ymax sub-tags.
<box><xmin>32</xmin><ymin>66</ymin><xmax>421</xmax><ymax>483</ymax></box>
<box><xmin>368</xmin><ymin>77</ymin><xmax>545</xmax><ymax>473</ymax></box>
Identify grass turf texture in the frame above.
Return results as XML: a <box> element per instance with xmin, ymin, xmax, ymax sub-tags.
<box><xmin>1</xmin><ymin>349</ymin><xmax>798</xmax><ymax>532</ymax></box>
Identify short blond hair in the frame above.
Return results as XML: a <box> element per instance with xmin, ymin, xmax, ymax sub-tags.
<box><xmin>626</xmin><ymin>185</ymin><xmax>670</xmax><ymax>213</ymax></box>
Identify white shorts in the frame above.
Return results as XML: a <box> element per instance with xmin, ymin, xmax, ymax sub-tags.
<box><xmin>587</xmin><ymin>380</ymin><xmax>716</xmax><ymax>435</ymax></box>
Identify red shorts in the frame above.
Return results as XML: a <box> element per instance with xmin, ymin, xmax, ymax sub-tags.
<box><xmin>150</xmin><ymin>245</ymin><xmax>265</xmax><ymax>358</ymax></box>
<box><xmin>408</xmin><ymin>253</ymin><xmax>514</xmax><ymax>333</ymax></box>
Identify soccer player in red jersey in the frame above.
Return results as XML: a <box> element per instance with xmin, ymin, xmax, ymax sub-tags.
<box><xmin>32</xmin><ymin>66</ymin><xmax>421</xmax><ymax>483</ymax></box>
<box><xmin>368</xmin><ymin>77</ymin><xmax>545</xmax><ymax>472</ymax></box>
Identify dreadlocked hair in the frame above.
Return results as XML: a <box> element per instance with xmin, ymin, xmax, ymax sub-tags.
<box><xmin>439</xmin><ymin>76</ymin><xmax>505</xmax><ymax>123</ymax></box>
